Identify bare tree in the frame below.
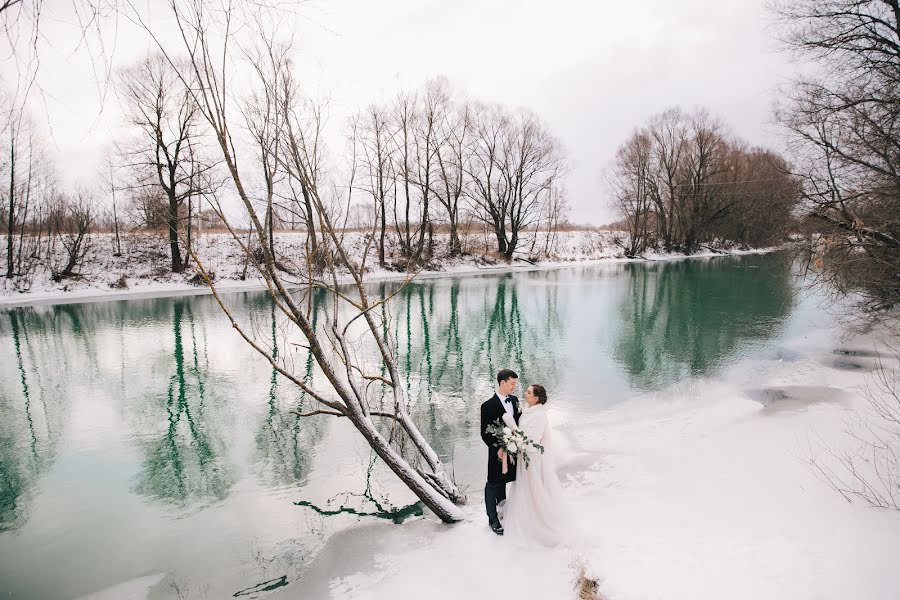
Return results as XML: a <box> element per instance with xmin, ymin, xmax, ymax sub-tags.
<box><xmin>608</xmin><ymin>130</ymin><xmax>655</xmax><ymax>256</ymax></box>
<box><xmin>117</xmin><ymin>53</ymin><xmax>218</xmax><ymax>273</ymax></box>
<box><xmin>712</xmin><ymin>149</ymin><xmax>801</xmax><ymax>248</ymax></box>
<box><xmin>4</xmin><ymin>113</ymin><xmax>20</xmax><ymax>278</ymax></box>
<box><xmin>647</xmin><ymin>108</ymin><xmax>687</xmax><ymax>251</ymax></box>
<box><xmin>50</xmin><ymin>189</ymin><xmax>94</xmax><ymax>279</ymax></box>
<box><xmin>244</xmin><ymin>39</ymin><xmax>287</xmax><ymax>266</ymax></box>
<box><xmin>354</xmin><ymin>104</ymin><xmax>394</xmax><ymax>266</ymax></box>
<box><xmin>609</xmin><ymin>106</ymin><xmax>800</xmax><ymax>255</ymax></box>
<box><xmin>432</xmin><ymin>93</ymin><xmax>470</xmax><ymax>257</ymax></box>
<box><xmin>126</xmin><ymin>1</ymin><xmax>464</xmax><ymax>522</ymax></box>
<box><xmin>3</xmin><ymin>106</ymin><xmax>27</xmax><ymax>278</ymax></box>
<box><xmin>278</xmin><ymin>68</ymin><xmax>325</xmax><ymax>266</ymax></box>
<box><xmin>773</xmin><ymin>0</ymin><xmax>900</xmax><ymax>312</ymax></box>
<box><xmin>467</xmin><ymin>104</ymin><xmax>511</xmax><ymax>256</ymax></box>
<box><xmin>508</xmin><ymin>113</ymin><xmax>563</xmax><ymax>258</ymax></box>
<box><xmin>100</xmin><ymin>154</ymin><xmax>124</xmax><ymax>256</ymax></box>
<box><xmin>390</xmin><ymin>90</ymin><xmax>431</xmax><ymax>264</ymax></box>
<box><xmin>410</xmin><ymin>80</ymin><xmax>449</xmax><ymax>262</ymax></box>
<box><xmin>128</xmin><ymin>186</ymin><xmax>167</xmax><ymax>230</ymax></box>
<box><xmin>468</xmin><ymin>104</ymin><xmax>564</xmax><ymax>259</ymax></box>
<box><xmin>1</xmin><ymin>103</ymin><xmax>52</xmax><ymax>286</ymax></box>
<box><xmin>676</xmin><ymin>110</ymin><xmax>732</xmax><ymax>253</ymax></box>
<box><xmin>543</xmin><ymin>185</ymin><xmax>569</xmax><ymax>256</ymax></box>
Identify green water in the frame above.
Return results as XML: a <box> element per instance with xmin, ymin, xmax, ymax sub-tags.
<box><xmin>0</xmin><ymin>253</ymin><xmax>826</xmax><ymax>598</ymax></box>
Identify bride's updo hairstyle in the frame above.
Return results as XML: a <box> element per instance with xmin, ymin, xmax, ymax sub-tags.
<box><xmin>530</xmin><ymin>384</ymin><xmax>548</xmax><ymax>405</ymax></box>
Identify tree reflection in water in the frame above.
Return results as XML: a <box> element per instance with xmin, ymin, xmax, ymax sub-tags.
<box><xmin>0</xmin><ymin>307</ymin><xmax>71</xmax><ymax>531</ymax></box>
<box><xmin>384</xmin><ymin>273</ymin><xmax>566</xmax><ymax>459</ymax></box>
<box><xmin>612</xmin><ymin>253</ymin><xmax>796</xmax><ymax>389</ymax></box>
<box><xmin>253</xmin><ymin>292</ymin><xmax>328</xmax><ymax>488</ymax></box>
<box><xmin>131</xmin><ymin>300</ymin><xmax>235</xmax><ymax>507</ymax></box>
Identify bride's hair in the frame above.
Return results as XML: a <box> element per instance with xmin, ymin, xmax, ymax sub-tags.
<box><xmin>530</xmin><ymin>384</ymin><xmax>548</xmax><ymax>405</ymax></box>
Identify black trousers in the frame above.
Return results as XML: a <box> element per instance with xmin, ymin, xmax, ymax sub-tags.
<box><xmin>484</xmin><ymin>481</ymin><xmax>507</xmax><ymax>524</ymax></box>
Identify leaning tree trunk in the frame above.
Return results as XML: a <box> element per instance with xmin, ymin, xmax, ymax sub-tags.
<box><xmin>62</xmin><ymin>233</ymin><xmax>86</xmax><ymax>277</ymax></box>
<box><xmin>147</xmin><ymin>9</ymin><xmax>465</xmax><ymax>522</ymax></box>
<box><xmin>343</xmin><ymin>400</ymin><xmax>463</xmax><ymax>519</ymax></box>
<box><xmin>213</xmin><ymin>149</ymin><xmax>465</xmax><ymax>522</ymax></box>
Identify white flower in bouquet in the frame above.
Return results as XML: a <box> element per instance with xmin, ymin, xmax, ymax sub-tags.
<box><xmin>486</xmin><ymin>418</ymin><xmax>546</xmax><ymax>471</ymax></box>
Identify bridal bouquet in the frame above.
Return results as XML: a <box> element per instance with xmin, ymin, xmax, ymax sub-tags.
<box><xmin>486</xmin><ymin>419</ymin><xmax>544</xmax><ymax>473</ymax></box>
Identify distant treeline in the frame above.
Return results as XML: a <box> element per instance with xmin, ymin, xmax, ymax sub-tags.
<box><xmin>607</xmin><ymin>107</ymin><xmax>800</xmax><ymax>258</ymax></box>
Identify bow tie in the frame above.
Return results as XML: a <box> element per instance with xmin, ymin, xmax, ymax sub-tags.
<box><xmin>503</xmin><ymin>398</ymin><xmax>511</xmax><ymax>403</ymax></box>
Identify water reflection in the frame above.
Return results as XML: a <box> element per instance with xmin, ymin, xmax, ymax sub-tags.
<box><xmin>254</xmin><ymin>297</ymin><xmax>327</xmax><ymax>488</ymax></box>
<box><xmin>0</xmin><ymin>309</ymin><xmax>68</xmax><ymax>531</ymax></box>
<box><xmin>392</xmin><ymin>274</ymin><xmax>566</xmax><ymax>458</ymax></box>
<box><xmin>612</xmin><ymin>253</ymin><xmax>795</xmax><ymax>389</ymax></box>
<box><xmin>131</xmin><ymin>300</ymin><xmax>235</xmax><ymax>507</ymax></box>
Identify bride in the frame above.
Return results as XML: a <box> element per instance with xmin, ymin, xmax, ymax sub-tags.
<box><xmin>501</xmin><ymin>384</ymin><xmax>572</xmax><ymax>547</ymax></box>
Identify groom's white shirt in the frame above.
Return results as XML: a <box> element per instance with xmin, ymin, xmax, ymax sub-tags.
<box><xmin>497</xmin><ymin>391</ymin><xmax>514</xmax><ymax>417</ymax></box>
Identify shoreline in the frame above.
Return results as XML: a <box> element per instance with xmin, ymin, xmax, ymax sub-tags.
<box><xmin>0</xmin><ymin>247</ymin><xmax>778</xmax><ymax>309</ymax></box>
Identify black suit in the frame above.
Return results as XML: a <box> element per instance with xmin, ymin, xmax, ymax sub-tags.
<box><xmin>480</xmin><ymin>393</ymin><xmax>520</xmax><ymax>524</ymax></box>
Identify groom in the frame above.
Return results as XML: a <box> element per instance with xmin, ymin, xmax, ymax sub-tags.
<box><xmin>480</xmin><ymin>369</ymin><xmax>521</xmax><ymax>535</ymax></box>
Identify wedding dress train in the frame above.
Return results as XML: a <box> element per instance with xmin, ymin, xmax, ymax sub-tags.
<box><xmin>502</xmin><ymin>404</ymin><xmax>572</xmax><ymax>547</ymax></box>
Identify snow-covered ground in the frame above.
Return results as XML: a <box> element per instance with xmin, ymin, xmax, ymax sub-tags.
<box><xmin>0</xmin><ymin>230</ymin><xmax>773</xmax><ymax>307</ymax></box>
<box><xmin>291</xmin><ymin>322</ymin><xmax>900</xmax><ymax>600</ymax></box>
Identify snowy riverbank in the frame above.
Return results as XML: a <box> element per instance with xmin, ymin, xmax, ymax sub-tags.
<box><xmin>292</xmin><ymin>320</ymin><xmax>900</xmax><ymax>600</ymax></box>
<box><xmin>0</xmin><ymin>230</ymin><xmax>775</xmax><ymax>307</ymax></box>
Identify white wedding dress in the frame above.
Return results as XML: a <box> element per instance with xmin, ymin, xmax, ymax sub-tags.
<box><xmin>502</xmin><ymin>403</ymin><xmax>573</xmax><ymax>547</ymax></box>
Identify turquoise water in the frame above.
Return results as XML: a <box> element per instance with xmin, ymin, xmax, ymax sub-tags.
<box><xmin>0</xmin><ymin>253</ymin><xmax>825</xmax><ymax>598</ymax></box>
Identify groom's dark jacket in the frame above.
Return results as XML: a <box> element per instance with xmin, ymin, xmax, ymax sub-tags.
<box><xmin>480</xmin><ymin>393</ymin><xmax>521</xmax><ymax>484</ymax></box>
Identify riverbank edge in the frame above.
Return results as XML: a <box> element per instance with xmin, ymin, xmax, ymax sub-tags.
<box><xmin>0</xmin><ymin>247</ymin><xmax>779</xmax><ymax>309</ymax></box>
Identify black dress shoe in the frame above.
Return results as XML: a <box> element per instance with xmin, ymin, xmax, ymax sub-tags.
<box><xmin>489</xmin><ymin>520</ymin><xmax>504</xmax><ymax>535</ymax></box>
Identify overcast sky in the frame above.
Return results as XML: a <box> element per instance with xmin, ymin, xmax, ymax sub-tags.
<box><xmin>5</xmin><ymin>0</ymin><xmax>797</xmax><ymax>225</ymax></box>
